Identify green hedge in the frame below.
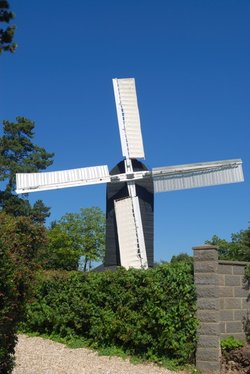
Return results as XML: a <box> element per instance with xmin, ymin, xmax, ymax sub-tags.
<box><xmin>22</xmin><ymin>263</ymin><xmax>197</xmax><ymax>364</ymax></box>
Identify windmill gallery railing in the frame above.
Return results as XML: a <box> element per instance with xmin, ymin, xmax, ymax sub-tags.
<box><xmin>193</xmin><ymin>245</ymin><xmax>250</xmax><ymax>374</ymax></box>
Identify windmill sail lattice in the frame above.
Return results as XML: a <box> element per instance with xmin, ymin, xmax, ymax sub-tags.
<box><xmin>113</xmin><ymin>78</ymin><xmax>145</xmax><ymax>159</ymax></box>
<box><xmin>114</xmin><ymin>196</ymin><xmax>148</xmax><ymax>269</ymax></box>
<box><xmin>16</xmin><ymin>78</ymin><xmax>244</xmax><ymax>270</ymax></box>
<box><xmin>152</xmin><ymin>159</ymin><xmax>243</xmax><ymax>193</ymax></box>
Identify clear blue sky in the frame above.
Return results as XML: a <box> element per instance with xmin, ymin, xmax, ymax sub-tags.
<box><xmin>1</xmin><ymin>0</ymin><xmax>250</xmax><ymax>262</ymax></box>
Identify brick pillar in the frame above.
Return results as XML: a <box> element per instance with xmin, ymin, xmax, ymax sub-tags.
<box><xmin>193</xmin><ymin>245</ymin><xmax>220</xmax><ymax>374</ymax></box>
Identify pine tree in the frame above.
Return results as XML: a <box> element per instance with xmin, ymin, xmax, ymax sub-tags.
<box><xmin>0</xmin><ymin>0</ymin><xmax>16</xmax><ymax>54</ymax></box>
<box><xmin>0</xmin><ymin>117</ymin><xmax>54</xmax><ymax>223</ymax></box>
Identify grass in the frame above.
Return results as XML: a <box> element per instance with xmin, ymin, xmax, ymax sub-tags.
<box><xmin>19</xmin><ymin>330</ymin><xmax>89</xmax><ymax>349</ymax></box>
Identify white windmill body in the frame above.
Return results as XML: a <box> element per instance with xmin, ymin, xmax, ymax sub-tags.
<box><xmin>16</xmin><ymin>78</ymin><xmax>244</xmax><ymax>270</ymax></box>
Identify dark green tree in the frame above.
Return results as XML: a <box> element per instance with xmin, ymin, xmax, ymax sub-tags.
<box><xmin>205</xmin><ymin>235</ymin><xmax>234</xmax><ymax>259</ymax></box>
<box><xmin>206</xmin><ymin>226</ymin><xmax>250</xmax><ymax>261</ymax></box>
<box><xmin>0</xmin><ymin>0</ymin><xmax>16</xmax><ymax>54</ymax></box>
<box><xmin>0</xmin><ymin>117</ymin><xmax>54</xmax><ymax>223</ymax></box>
<box><xmin>0</xmin><ymin>211</ymin><xmax>48</xmax><ymax>372</ymax></box>
<box><xmin>31</xmin><ymin>200</ymin><xmax>51</xmax><ymax>224</ymax></box>
<box><xmin>170</xmin><ymin>252</ymin><xmax>193</xmax><ymax>265</ymax></box>
<box><xmin>45</xmin><ymin>207</ymin><xmax>106</xmax><ymax>271</ymax></box>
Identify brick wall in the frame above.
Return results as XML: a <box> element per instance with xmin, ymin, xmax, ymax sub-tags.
<box><xmin>193</xmin><ymin>245</ymin><xmax>250</xmax><ymax>374</ymax></box>
<box><xmin>219</xmin><ymin>260</ymin><xmax>249</xmax><ymax>340</ymax></box>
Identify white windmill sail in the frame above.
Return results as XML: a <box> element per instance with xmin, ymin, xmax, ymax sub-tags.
<box><xmin>114</xmin><ymin>196</ymin><xmax>148</xmax><ymax>269</ymax></box>
<box><xmin>113</xmin><ymin>78</ymin><xmax>145</xmax><ymax>159</ymax></box>
<box><xmin>16</xmin><ymin>165</ymin><xmax>110</xmax><ymax>193</ymax></box>
<box><xmin>152</xmin><ymin>159</ymin><xmax>244</xmax><ymax>193</ymax></box>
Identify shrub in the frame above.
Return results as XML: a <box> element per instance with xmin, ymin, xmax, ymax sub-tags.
<box><xmin>221</xmin><ymin>336</ymin><xmax>244</xmax><ymax>352</ymax></box>
<box><xmin>22</xmin><ymin>262</ymin><xmax>197</xmax><ymax>364</ymax></box>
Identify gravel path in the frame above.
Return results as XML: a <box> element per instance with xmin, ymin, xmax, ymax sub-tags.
<box><xmin>13</xmin><ymin>335</ymin><xmax>186</xmax><ymax>374</ymax></box>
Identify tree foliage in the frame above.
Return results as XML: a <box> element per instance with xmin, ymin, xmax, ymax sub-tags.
<box><xmin>44</xmin><ymin>207</ymin><xmax>105</xmax><ymax>271</ymax></box>
<box><xmin>0</xmin><ymin>212</ymin><xmax>48</xmax><ymax>373</ymax></box>
<box><xmin>0</xmin><ymin>211</ymin><xmax>48</xmax><ymax>284</ymax></box>
<box><xmin>0</xmin><ymin>117</ymin><xmax>54</xmax><ymax>223</ymax></box>
<box><xmin>170</xmin><ymin>252</ymin><xmax>193</xmax><ymax>265</ymax></box>
<box><xmin>206</xmin><ymin>225</ymin><xmax>250</xmax><ymax>261</ymax></box>
<box><xmin>0</xmin><ymin>236</ymin><xmax>17</xmax><ymax>374</ymax></box>
<box><xmin>0</xmin><ymin>0</ymin><xmax>16</xmax><ymax>54</ymax></box>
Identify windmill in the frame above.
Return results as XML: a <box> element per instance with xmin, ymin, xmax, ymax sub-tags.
<box><xmin>16</xmin><ymin>78</ymin><xmax>244</xmax><ymax>270</ymax></box>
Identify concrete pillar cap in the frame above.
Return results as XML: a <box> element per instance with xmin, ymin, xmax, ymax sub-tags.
<box><xmin>193</xmin><ymin>245</ymin><xmax>218</xmax><ymax>251</ymax></box>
